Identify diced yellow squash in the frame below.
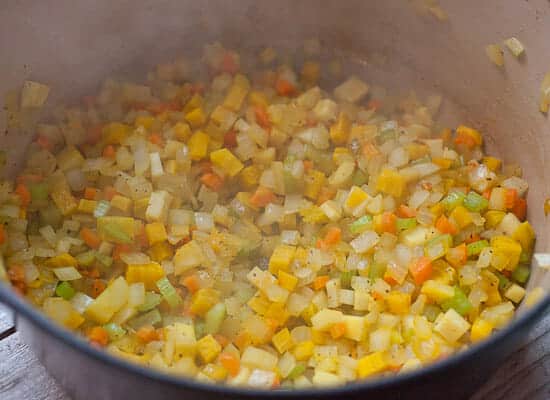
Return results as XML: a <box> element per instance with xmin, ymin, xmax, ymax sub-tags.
<box><xmin>174</xmin><ymin>240</ymin><xmax>204</xmax><ymax>274</ymax></box>
<box><xmin>145</xmin><ymin>222</ymin><xmax>168</xmax><ymax>245</ymax></box>
<box><xmin>456</xmin><ymin>125</ymin><xmax>483</xmax><ymax>147</ymax></box>
<box><xmin>148</xmin><ymin>241</ymin><xmax>174</xmax><ymax>262</ymax></box>
<box><xmin>278</xmin><ymin>270</ymin><xmax>298</xmax><ymax>291</ymax></box>
<box><xmin>43</xmin><ymin>298</ymin><xmax>84</xmax><ymax>329</ymax></box>
<box><xmin>202</xmin><ymin>363</ymin><xmax>228</xmax><ymax>381</ymax></box>
<box><xmin>183</xmin><ymin>93</ymin><xmax>203</xmax><ymax>113</ymax></box>
<box><xmin>357</xmin><ymin>352</ymin><xmax>388</xmax><ymax>378</ymax></box>
<box><xmin>376</xmin><ymin>168</ymin><xmax>405</xmax><ymax>198</ymax></box>
<box><xmin>173</xmin><ymin>122</ymin><xmax>192</xmax><ymax>142</ymax></box>
<box><xmin>248</xmin><ymin>294</ymin><xmax>271</xmax><ymax>315</ymax></box>
<box><xmin>385</xmin><ymin>291</ymin><xmax>411</xmax><ymax>314</ymax></box>
<box><xmin>311</xmin><ymin>309</ymin><xmax>344</xmax><ymax>331</ymax></box>
<box><xmin>240</xmin><ymin>165</ymin><xmax>261</xmax><ymax>190</ymax></box>
<box><xmin>333</xmin><ymin>147</ymin><xmax>354</xmax><ymax>165</ymax></box>
<box><xmin>330</xmin><ymin>112</ymin><xmax>351</xmax><ymax>145</ymax></box>
<box><xmin>184</xmin><ymin>107</ymin><xmax>206</xmax><ymax>128</ymax></box>
<box><xmin>126</xmin><ymin>262</ymin><xmax>165</xmax><ymax>290</ymax></box>
<box><xmin>45</xmin><ymin>253</ymin><xmax>78</xmax><ymax>268</ymax></box>
<box><xmin>304</xmin><ymin>169</ymin><xmax>326</xmax><ymax>200</ymax></box>
<box><xmin>483</xmin><ymin>156</ymin><xmax>502</xmax><ymax>172</ymax></box>
<box><xmin>434</xmin><ymin>308</ymin><xmax>471</xmax><ymax>342</ymax></box>
<box><xmin>342</xmin><ymin>315</ymin><xmax>365</xmax><ymax>341</ymax></box>
<box><xmin>196</xmin><ymin>334</ymin><xmax>222</xmax><ymax>363</ymax></box>
<box><xmin>512</xmin><ymin>221</ymin><xmax>535</xmax><ymax>252</ymax></box>
<box><xmin>264</xmin><ymin>302</ymin><xmax>290</xmax><ymax>326</ymax></box>
<box><xmin>103</xmin><ymin>122</ymin><xmax>131</xmax><ymax>144</ymax></box>
<box><xmin>272</xmin><ymin>328</ymin><xmax>294</xmax><ymax>353</ymax></box>
<box><xmin>210</xmin><ymin>148</ymin><xmax>244</xmax><ymax>177</ymax></box>
<box><xmin>248</xmin><ymin>90</ymin><xmax>269</xmax><ymax>108</ymax></box>
<box><xmin>344</xmin><ymin>186</ymin><xmax>370</xmax><ymax>211</ymax></box>
<box><xmin>420</xmin><ymin>280</ymin><xmax>455</xmax><ymax>302</ymax></box>
<box><xmin>190</xmin><ymin>288</ymin><xmax>220</xmax><ymax>316</ymax></box>
<box><xmin>241</xmin><ymin>346</ymin><xmax>278</xmax><ymax>371</ymax></box>
<box><xmin>450</xmin><ymin>205</ymin><xmax>473</xmax><ymax>229</ymax></box>
<box><xmin>490</xmin><ymin>235</ymin><xmax>522</xmax><ymax>271</ymax></box>
<box><xmin>223</xmin><ymin>74</ymin><xmax>250</xmax><ymax>111</ymax></box>
<box><xmin>299</xmin><ymin>205</ymin><xmax>329</xmax><ymax>224</ymax></box>
<box><xmin>135</xmin><ymin>115</ymin><xmax>155</xmax><ymax>130</ymax></box>
<box><xmin>133</xmin><ymin>197</ymin><xmax>150</xmax><ymax>220</ymax></box>
<box><xmin>188</xmin><ymin>131</ymin><xmax>209</xmax><ymax>160</ymax></box>
<box><xmin>97</xmin><ymin>216</ymin><xmax>136</xmax><ymax>244</ymax></box>
<box><xmin>85</xmin><ymin>277</ymin><xmax>129</xmax><ymax>324</ymax></box>
<box><xmin>485</xmin><ymin>210</ymin><xmax>505</xmax><ymax>228</ymax></box>
<box><xmin>320</xmin><ymin>200</ymin><xmax>342</xmax><ymax>221</ymax></box>
<box><xmin>470</xmin><ymin>318</ymin><xmax>494</xmax><ymax>342</ymax></box>
<box><xmin>293</xmin><ymin>340</ymin><xmax>315</xmax><ymax>361</ymax></box>
<box><xmin>268</xmin><ymin>245</ymin><xmax>296</xmax><ymax>274</ymax></box>
<box><xmin>110</xmin><ymin>195</ymin><xmax>132</xmax><ymax>213</ymax></box>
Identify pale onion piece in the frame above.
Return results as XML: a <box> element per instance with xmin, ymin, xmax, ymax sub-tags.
<box><xmin>194</xmin><ymin>212</ymin><xmax>214</xmax><ymax>232</ymax></box>
<box><xmin>409</xmin><ymin>189</ymin><xmax>430</xmax><ymax>209</ymax></box>
<box><xmin>533</xmin><ymin>253</ymin><xmax>550</xmax><ymax>270</ymax></box>
<box><xmin>479</xmin><ymin>301</ymin><xmax>514</xmax><ymax>328</ymax></box>
<box><xmin>389</xmin><ymin>146</ymin><xmax>410</xmax><ymax>168</ymax></box>
<box><xmin>334</xmin><ymin>76</ymin><xmax>369</xmax><ymax>103</ymax></box>
<box><xmin>284</xmin><ymin>195</ymin><xmax>306</xmax><ymax>215</ymax></box>
<box><xmin>350</xmin><ymin>231</ymin><xmax>380</xmax><ymax>253</ymax></box>
<box><xmin>120</xmin><ymin>252</ymin><xmax>151</xmax><ymax>265</ymax></box>
<box><xmin>53</xmin><ymin>266</ymin><xmax>82</xmax><ymax>281</ymax></box>
<box><xmin>485</xmin><ymin>44</ymin><xmax>504</xmax><ymax>67</ymax></box>
<box><xmin>501</xmin><ymin>176</ymin><xmax>529</xmax><ymax>197</ymax></box>
<box><xmin>35</xmin><ymin>248</ymin><xmax>57</xmax><ymax>258</ymax></box>
<box><xmin>23</xmin><ymin>262</ymin><xmax>40</xmax><ymax>284</ymax></box>
<box><xmin>70</xmin><ymin>292</ymin><xmax>94</xmax><ymax>314</ymax></box>
<box><xmin>21</xmin><ymin>80</ymin><xmax>50</xmax><ymax>108</ymax></box>
<box><xmin>65</xmin><ymin>169</ymin><xmax>88</xmax><ymax>192</ymax></box>
<box><xmin>128</xmin><ymin>282</ymin><xmax>146</xmax><ymax>307</ymax></box>
<box><xmin>247</xmin><ymin>369</ymin><xmax>277</xmax><ymax>388</ymax></box>
<box><xmin>150</xmin><ymin>152</ymin><xmax>164</xmax><ymax>178</ymax></box>
<box><xmin>399</xmin><ymin>162</ymin><xmax>440</xmax><ymax>182</ymax></box>
<box><xmin>295</xmin><ymin>86</ymin><xmax>322</xmax><ymax>109</ymax></box>
<box><xmin>313</xmin><ymin>99</ymin><xmax>339</xmax><ymax>122</ymax></box>
<box><xmin>257</xmin><ymin>203</ymin><xmax>284</xmax><ymax>226</ymax></box>
<box><xmin>39</xmin><ymin>225</ymin><xmax>57</xmax><ymax>247</ymax></box>
<box><xmin>503</xmin><ymin>37</ymin><xmax>525</xmax><ymax>57</ymax></box>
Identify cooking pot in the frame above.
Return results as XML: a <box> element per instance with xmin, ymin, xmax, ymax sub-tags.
<box><xmin>0</xmin><ymin>0</ymin><xmax>549</xmax><ymax>399</ymax></box>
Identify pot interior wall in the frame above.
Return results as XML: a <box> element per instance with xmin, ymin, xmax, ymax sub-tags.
<box><xmin>0</xmin><ymin>0</ymin><xmax>548</xmax><ymax>305</ymax></box>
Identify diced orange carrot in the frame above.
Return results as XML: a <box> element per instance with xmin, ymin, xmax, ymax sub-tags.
<box><xmin>223</xmin><ymin>130</ymin><xmax>238</xmax><ymax>149</ymax></box>
<box><xmin>397</xmin><ymin>204</ymin><xmax>417</xmax><ymax>218</ymax></box>
<box><xmin>84</xmin><ymin>187</ymin><xmax>99</xmax><ymax>200</ymax></box>
<box><xmin>382</xmin><ymin>212</ymin><xmax>397</xmax><ymax>234</ymax></box>
<box><xmin>136</xmin><ymin>325</ymin><xmax>159</xmax><ymax>343</ymax></box>
<box><xmin>36</xmin><ymin>135</ymin><xmax>53</xmax><ymax>151</ymax></box>
<box><xmin>302</xmin><ymin>160</ymin><xmax>313</xmax><ymax>172</ymax></box>
<box><xmin>315</xmin><ymin>238</ymin><xmax>326</xmax><ymax>250</ymax></box>
<box><xmin>249</xmin><ymin>186</ymin><xmax>276</xmax><ymax>208</ymax></box>
<box><xmin>316</xmin><ymin>187</ymin><xmax>336</xmax><ymax>206</ymax></box>
<box><xmin>90</xmin><ymin>279</ymin><xmax>106</xmax><ymax>298</ymax></box>
<box><xmin>330</xmin><ymin>322</ymin><xmax>347</xmax><ymax>339</ymax></box>
<box><xmin>148</xmin><ymin>133</ymin><xmax>164</xmax><ymax>146</ymax></box>
<box><xmin>103</xmin><ymin>186</ymin><xmax>118</xmax><ymax>201</ymax></box>
<box><xmin>504</xmin><ymin>188</ymin><xmax>518</xmax><ymax>209</ymax></box>
<box><xmin>15</xmin><ymin>183</ymin><xmax>31</xmax><ymax>208</ymax></box>
<box><xmin>383</xmin><ymin>272</ymin><xmax>398</xmax><ymax>286</ymax></box>
<box><xmin>272</xmin><ymin>375</ymin><xmax>281</xmax><ymax>389</ymax></box>
<box><xmin>220</xmin><ymin>352</ymin><xmax>240</xmax><ymax>377</ymax></box>
<box><xmin>409</xmin><ymin>256</ymin><xmax>433</xmax><ymax>285</ymax></box>
<box><xmin>446</xmin><ymin>243</ymin><xmax>467</xmax><ymax>267</ymax></box>
<box><xmin>182</xmin><ymin>274</ymin><xmax>201</xmax><ymax>294</ymax></box>
<box><xmin>324</xmin><ymin>227</ymin><xmax>342</xmax><ymax>246</ymax></box>
<box><xmin>482</xmin><ymin>189</ymin><xmax>492</xmax><ymax>200</ymax></box>
<box><xmin>367</xmin><ymin>99</ymin><xmax>382</xmax><ymax>111</ymax></box>
<box><xmin>80</xmin><ymin>227</ymin><xmax>101</xmax><ymax>249</ymax></box>
<box><xmin>197</xmin><ymin>160</ymin><xmax>213</xmax><ymax>174</ymax></box>
<box><xmin>102</xmin><ymin>145</ymin><xmax>116</xmax><ymax>159</ymax></box>
<box><xmin>512</xmin><ymin>198</ymin><xmax>527</xmax><ymax>221</ymax></box>
<box><xmin>435</xmin><ymin>215</ymin><xmax>458</xmax><ymax>235</ymax></box>
<box><xmin>312</xmin><ymin>275</ymin><xmax>330</xmax><ymax>290</ymax></box>
<box><xmin>254</xmin><ymin>106</ymin><xmax>271</xmax><ymax>129</ymax></box>
<box><xmin>362</xmin><ymin>142</ymin><xmax>380</xmax><ymax>157</ymax></box>
<box><xmin>113</xmin><ymin>244</ymin><xmax>132</xmax><ymax>261</ymax></box>
<box><xmin>455</xmin><ymin>131</ymin><xmax>477</xmax><ymax>149</ymax></box>
<box><xmin>200</xmin><ymin>173</ymin><xmax>224</xmax><ymax>191</ymax></box>
<box><xmin>88</xmin><ymin>326</ymin><xmax>109</xmax><ymax>346</ymax></box>
<box><xmin>220</xmin><ymin>52</ymin><xmax>239</xmax><ymax>75</ymax></box>
<box><xmin>87</xmin><ymin>267</ymin><xmax>100</xmax><ymax>279</ymax></box>
<box><xmin>275</xmin><ymin>78</ymin><xmax>296</xmax><ymax>97</ymax></box>
<box><xmin>0</xmin><ymin>224</ymin><xmax>5</xmax><ymax>245</ymax></box>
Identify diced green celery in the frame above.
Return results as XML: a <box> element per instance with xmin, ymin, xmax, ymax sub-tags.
<box><xmin>138</xmin><ymin>292</ymin><xmax>162</xmax><ymax>312</ymax></box>
<box><xmin>352</xmin><ymin>170</ymin><xmax>368</xmax><ymax>186</ymax></box>
<box><xmin>103</xmin><ymin>322</ymin><xmax>127</xmax><ymax>340</ymax></box>
<box><xmin>340</xmin><ymin>270</ymin><xmax>356</xmax><ymax>289</ymax></box>
<box><xmin>287</xmin><ymin>364</ymin><xmax>306</xmax><ymax>380</ymax></box>
<box><xmin>55</xmin><ymin>281</ymin><xmax>75</xmax><ymax>300</ymax></box>
<box><xmin>204</xmin><ymin>302</ymin><xmax>226</xmax><ymax>335</ymax></box>
<box><xmin>128</xmin><ymin>309</ymin><xmax>162</xmax><ymax>330</ymax></box>
<box><xmin>466</xmin><ymin>240</ymin><xmax>489</xmax><ymax>257</ymax></box>
<box><xmin>96</xmin><ymin>252</ymin><xmax>113</xmax><ymax>268</ymax></box>
<box><xmin>102</xmin><ymin>223</ymin><xmax>132</xmax><ymax>244</ymax></box>
<box><xmin>396</xmin><ymin>217</ymin><xmax>417</xmax><ymax>232</ymax></box>
<box><xmin>76</xmin><ymin>250</ymin><xmax>96</xmax><ymax>267</ymax></box>
<box><xmin>349</xmin><ymin>215</ymin><xmax>373</xmax><ymax>234</ymax></box>
<box><xmin>519</xmin><ymin>252</ymin><xmax>532</xmax><ymax>265</ymax></box>
<box><xmin>494</xmin><ymin>271</ymin><xmax>512</xmax><ymax>291</ymax></box>
<box><xmin>511</xmin><ymin>264</ymin><xmax>530</xmax><ymax>284</ymax></box>
<box><xmin>30</xmin><ymin>183</ymin><xmax>49</xmax><ymax>202</ymax></box>
<box><xmin>463</xmin><ymin>191</ymin><xmax>489</xmax><ymax>212</ymax></box>
<box><xmin>194</xmin><ymin>319</ymin><xmax>206</xmax><ymax>339</ymax></box>
<box><xmin>156</xmin><ymin>277</ymin><xmax>182</xmax><ymax>308</ymax></box>
<box><xmin>423</xmin><ymin>304</ymin><xmax>442</xmax><ymax>322</ymax></box>
<box><xmin>94</xmin><ymin>200</ymin><xmax>111</xmax><ymax>218</ymax></box>
<box><xmin>368</xmin><ymin>263</ymin><xmax>387</xmax><ymax>280</ymax></box>
<box><xmin>440</xmin><ymin>287</ymin><xmax>472</xmax><ymax>316</ymax></box>
<box><xmin>442</xmin><ymin>191</ymin><xmax>466</xmax><ymax>211</ymax></box>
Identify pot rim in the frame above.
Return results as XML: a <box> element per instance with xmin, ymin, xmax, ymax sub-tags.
<box><xmin>0</xmin><ymin>282</ymin><xmax>548</xmax><ymax>397</ymax></box>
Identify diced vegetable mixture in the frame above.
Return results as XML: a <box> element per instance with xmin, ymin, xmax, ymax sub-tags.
<box><xmin>0</xmin><ymin>41</ymin><xmax>536</xmax><ymax>388</ymax></box>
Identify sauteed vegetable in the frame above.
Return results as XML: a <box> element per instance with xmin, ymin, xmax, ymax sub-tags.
<box><xmin>0</xmin><ymin>42</ymin><xmax>535</xmax><ymax>388</ymax></box>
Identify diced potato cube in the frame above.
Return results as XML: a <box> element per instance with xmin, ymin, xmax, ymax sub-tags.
<box><xmin>328</xmin><ymin>161</ymin><xmax>355</xmax><ymax>188</ymax></box>
<box><xmin>334</xmin><ymin>76</ymin><xmax>369</xmax><ymax>103</ymax></box>
<box><xmin>57</xmin><ymin>146</ymin><xmax>85</xmax><ymax>171</ymax></box>
<box><xmin>241</xmin><ymin>346</ymin><xmax>278</xmax><ymax>371</ymax></box>
<box><xmin>450</xmin><ymin>206</ymin><xmax>473</xmax><ymax>229</ymax></box>
<box><xmin>313</xmin><ymin>99</ymin><xmax>338</xmax><ymax>122</ymax></box>
<box><xmin>343</xmin><ymin>315</ymin><xmax>365</xmax><ymax>341</ymax></box>
<box><xmin>150</xmin><ymin>152</ymin><xmax>164</xmax><ymax>178</ymax></box>
<box><xmin>85</xmin><ymin>277</ymin><xmax>129</xmax><ymax>324</ymax></box>
<box><xmin>145</xmin><ymin>190</ymin><xmax>173</xmax><ymax>223</ymax></box>
<box><xmin>21</xmin><ymin>80</ymin><xmax>50</xmax><ymax>108</ymax></box>
<box><xmin>173</xmin><ymin>122</ymin><xmax>192</xmax><ymax>141</ymax></box>
<box><xmin>385</xmin><ymin>291</ymin><xmax>411</xmax><ymax>314</ymax></box>
<box><xmin>45</xmin><ymin>253</ymin><xmax>78</xmax><ymax>268</ymax></box>
<box><xmin>311</xmin><ymin>309</ymin><xmax>344</xmax><ymax>331</ymax></box>
<box><xmin>43</xmin><ymin>298</ymin><xmax>84</xmax><ymax>329</ymax></box>
<box><xmin>434</xmin><ymin>308</ymin><xmax>471</xmax><ymax>342</ymax></box>
<box><xmin>504</xmin><ymin>283</ymin><xmax>526</xmax><ymax>303</ymax></box>
<box><xmin>174</xmin><ymin>240</ymin><xmax>204</xmax><ymax>274</ymax></box>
